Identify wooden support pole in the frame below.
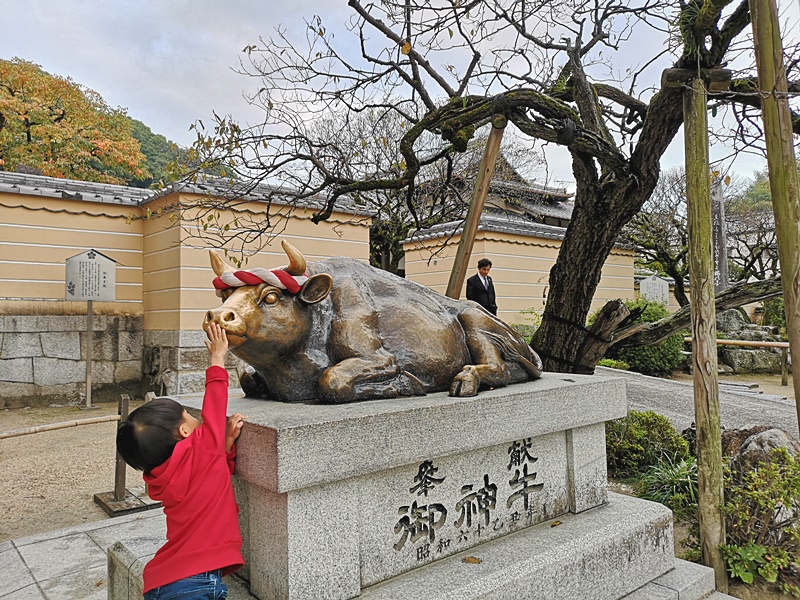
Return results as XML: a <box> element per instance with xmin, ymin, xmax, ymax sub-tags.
<box><xmin>749</xmin><ymin>0</ymin><xmax>800</xmax><ymax>425</ymax></box>
<box><xmin>684</xmin><ymin>78</ymin><xmax>728</xmax><ymax>592</ymax></box>
<box><xmin>113</xmin><ymin>394</ymin><xmax>130</xmax><ymax>502</ymax></box>
<box><xmin>85</xmin><ymin>299</ymin><xmax>94</xmax><ymax>409</ymax></box>
<box><xmin>445</xmin><ymin>116</ymin><xmax>506</xmax><ymax>299</ymax></box>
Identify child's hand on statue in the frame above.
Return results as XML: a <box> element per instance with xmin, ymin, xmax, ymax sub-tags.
<box><xmin>205</xmin><ymin>322</ymin><xmax>229</xmax><ymax>367</ymax></box>
<box><xmin>226</xmin><ymin>413</ymin><xmax>247</xmax><ymax>453</ymax></box>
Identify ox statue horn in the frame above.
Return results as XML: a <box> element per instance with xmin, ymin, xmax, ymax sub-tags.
<box><xmin>281</xmin><ymin>240</ymin><xmax>306</xmax><ymax>276</ymax></box>
<box><xmin>209</xmin><ymin>249</ymin><xmax>236</xmax><ymax>277</ymax></box>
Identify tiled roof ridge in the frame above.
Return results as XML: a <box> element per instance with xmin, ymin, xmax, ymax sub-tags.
<box><xmin>0</xmin><ymin>170</ymin><xmax>154</xmax><ymax>205</ymax></box>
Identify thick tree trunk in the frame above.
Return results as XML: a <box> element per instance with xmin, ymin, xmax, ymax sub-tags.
<box><xmin>531</xmin><ymin>85</ymin><xmax>686</xmax><ymax>373</ymax></box>
<box><xmin>530</xmin><ymin>152</ymin><xmax>635</xmax><ymax>373</ymax></box>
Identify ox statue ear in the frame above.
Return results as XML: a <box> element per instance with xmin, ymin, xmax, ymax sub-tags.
<box><xmin>298</xmin><ymin>273</ymin><xmax>332</xmax><ymax>305</ymax></box>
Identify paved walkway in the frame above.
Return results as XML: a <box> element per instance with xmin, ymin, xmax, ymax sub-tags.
<box><xmin>1</xmin><ymin>499</ymin><xmax>254</xmax><ymax>599</ymax></box>
<box><xmin>598</xmin><ymin>367</ymin><xmax>799</xmax><ymax>438</ymax></box>
<box><xmin>1</xmin><ymin>501</ymin><xmax>165</xmax><ymax>599</ymax></box>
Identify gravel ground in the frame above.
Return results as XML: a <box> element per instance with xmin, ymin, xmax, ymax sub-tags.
<box><xmin>0</xmin><ymin>401</ymin><xmax>144</xmax><ymax>543</ymax></box>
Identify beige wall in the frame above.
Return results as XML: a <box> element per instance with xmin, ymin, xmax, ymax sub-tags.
<box><xmin>140</xmin><ymin>192</ymin><xmax>372</xmax><ymax>331</ymax></box>
<box><xmin>403</xmin><ymin>229</ymin><xmax>636</xmax><ymax>325</ymax></box>
<box><xmin>0</xmin><ymin>188</ymin><xmax>371</xmax><ymax>330</ymax></box>
<box><xmin>0</xmin><ymin>191</ymin><xmax>144</xmax><ymax>310</ymax></box>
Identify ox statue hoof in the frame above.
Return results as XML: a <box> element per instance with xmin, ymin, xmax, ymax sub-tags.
<box><xmin>450</xmin><ymin>366</ymin><xmax>480</xmax><ymax>397</ymax></box>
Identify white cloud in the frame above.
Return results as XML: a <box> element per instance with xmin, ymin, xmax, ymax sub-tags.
<box><xmin>3</xmin><ymin>0</ymin><xmax>797</xmax><ymax>186</ymax></box>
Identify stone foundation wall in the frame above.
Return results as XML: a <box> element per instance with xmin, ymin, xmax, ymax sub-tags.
<box><xmin>143</xmin><ymin>330</ymin><xmax>242</xmax><ymax>396</ymax></box>
<box><xmin>0</xmin><ymin>314</ymin><xmax>145</xmax><ymax>409</ymax></box>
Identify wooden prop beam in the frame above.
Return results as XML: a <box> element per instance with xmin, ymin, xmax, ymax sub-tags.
<box><xmin>446</xmin><ymin>116</ymin><xmax>507</xmax><ymax>299</ymax></box>
<box><xmin>684</xmin><ymin>77</ymin><xmax>728</xmax><ymax>592</ymax></box>
<box><xmin>750</xmin><ymin>0</ymin><xmax>800</xmax><ymax>427</ymax></box>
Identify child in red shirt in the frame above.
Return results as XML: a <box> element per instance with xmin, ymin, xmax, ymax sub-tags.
<box><xmin>117</xmin><ymin>323</ymin><xmax>246</xmax><ymax>599</ymax></box>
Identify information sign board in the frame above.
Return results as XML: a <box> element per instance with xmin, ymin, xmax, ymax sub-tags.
<box><xmin>65</xmin><ymin>250</ymin><xmax>116</xmax><ymax>302</ymax></box>
<box><xmin>639</xmin><ymin>275</ymin><xmax>669</xmax><ymax>305</ymax></box>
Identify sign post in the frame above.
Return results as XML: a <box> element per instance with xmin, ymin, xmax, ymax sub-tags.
<box><xmin>65</xmin><ymin>250</ymin><xmax>117</xmax><ymax>409</ymax></box>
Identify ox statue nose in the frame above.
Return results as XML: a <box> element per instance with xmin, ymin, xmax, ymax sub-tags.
<box><xmin>204</xmin><ymin>308</ymin><xmax>246</xmax><ymax>345</ymax></box>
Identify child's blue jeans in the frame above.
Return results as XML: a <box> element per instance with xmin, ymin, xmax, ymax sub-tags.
<box><xmin>143</xmin><ymin>569</ymin><xmax>228</xmax><ymax>599</ymax></box>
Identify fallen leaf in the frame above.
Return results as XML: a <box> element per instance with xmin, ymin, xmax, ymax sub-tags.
<box><xmin>463</xmin><ymin>556</ymin><xmax>482</xmax><ymax>564</ymax></box>
<box><xmin>551</xmin><ymin>520</ymin><xmax>562</xmax><ymax>527</ymax></box>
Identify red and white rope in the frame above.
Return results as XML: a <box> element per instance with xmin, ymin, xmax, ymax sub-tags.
<box><xmin>212</xmin><ymin>268</ymin><xmax>308</xmax><ymax>297</ymax></box>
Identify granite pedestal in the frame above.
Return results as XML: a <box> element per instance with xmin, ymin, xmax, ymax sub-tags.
<box><xmin>108</xmin><ymin>373</ymin><xmax>723</xmax><ymax>599</ymax></box>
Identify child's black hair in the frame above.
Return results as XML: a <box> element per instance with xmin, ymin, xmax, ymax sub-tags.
<box><xmin>116</xmin><ymin>398</ymin><xmax>185</xmax><ymax>473</ymax></box>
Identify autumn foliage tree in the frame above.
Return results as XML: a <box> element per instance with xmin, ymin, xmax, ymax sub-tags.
<box><xmin>0</xmin><ymin>58</ymin><xmax>149</xmax><ymax>184</ymax></box>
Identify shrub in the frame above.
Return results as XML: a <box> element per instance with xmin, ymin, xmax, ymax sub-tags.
<box><xmin>640</xmin><ymin>453</ymin><xmax>698</xmax><ymax>518</ymax></box>
<box><xmin>605</xmin><ymin>410</ymin><xmax>691</xmax><ymax>478</ymax></box>
<box><xmin>724</xmin><ymin>448</ymin><xmax>800</xmax><ymax>553</ymax></box>
<box><xmin>684</xmin><ymin>447</ymin><xmax>800</xmax><ymax>595</ymax></box>
<box><xmin>763</xmin><ymin>297</ymin><xmax>787</xmax><ymax>332</ymax></box>
<box><xmin>510</xmin><ymin>307</ymin><xmax>542</xmax><ymax>343</ymax></box>
<box><xmin>597</xmin><ymin>358</ymin><xmax>630</xmax><ymax>370</ymax></box>
<box><xmin>603</xmin><ymin>300</ymin><xmax>684</xmax><ymax>376</ymax></box>
<box><xmin>720</xmin><ymin>543</ymin><xmax>794</xmax><ymax>589</ymax></box>
<box><xmin>509</xmin><ymin>323</ymin><xmax>537</xmax><ymax>344</ymax></box>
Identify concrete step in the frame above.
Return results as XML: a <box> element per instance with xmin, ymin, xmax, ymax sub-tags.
<box><xmin>108</xmin><ymin>538</ymin><xmax>255</xmax><ymax>599</ymax></box>
<box><xmin>623</xmin><ymin>558</ymin><xmax>716</xmax><ymax>599</ymax></box>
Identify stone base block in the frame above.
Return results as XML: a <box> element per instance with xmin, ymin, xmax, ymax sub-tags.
<box><xmin>107</xmin><ymin>493</ymin><xmax>681</xmax><ymax>600</ymax></box>
<box><xmin>358</xmin><ymin>492</ymin><xmax>674</xmax><ymax>600</ymax></box>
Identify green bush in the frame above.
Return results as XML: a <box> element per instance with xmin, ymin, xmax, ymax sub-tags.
<box><xmin>597</xmin><ymin>358</ymin><xmax>630</xmax><ymax>370</ymax></box>
<box><xmin>605</xmin><ymin>410</ymin><xmax>691</xmax><ymax>478</ymax></box>
<box><xmin>763</xmin><ymin>297</ymin><xmax>787</xmax><ymax>332</ymax></box>
<box><xmin>509</xmin><ymin>323</ymin><xmax>537</xmax><ymax>344</ymax></box>
<box><xmin>724</xmin><ymin>447</ymin><xmax>800</xmax><ymax>554</ymax></box>
<box><xmin>720</xmin><ymin>543</ymin><xmax>794</xmax><ymax>589</ymax></box>
<box><xmin>602</xmin><ymin>300</ymin><xmax>684</xmax><ymax>376</ymax></box>
<box><xmin>510</xmin><ymin>308</ymin><xmax>542</xmax><ymax>343</ymax></box>
<box><xmin>640</xmin><ymin>453</ymin><xmax>698</xmax><ymax>518</ymax></box>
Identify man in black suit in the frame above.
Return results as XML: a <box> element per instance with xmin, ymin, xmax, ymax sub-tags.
<box><xmin>465</xmin><ymin>258</ymin><xmax>497</xmax><ymax>316</ymax></box>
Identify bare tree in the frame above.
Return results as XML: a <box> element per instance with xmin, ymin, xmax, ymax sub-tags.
<box><xmin>177</xmin><ymin>0</ymin><xmax>800</xmax><ymax>373</ymax></box>
<box><xmin>621</xmin><ymin>167</ymin><xmax>691</xmax><ymax>306</ymax></box>
<box><xmin>726</xmin><ymin>169</ymin><xmax>782</xmax><ymax>281</ymax></box>
<box><xmin>620</xmin><ymin>167</ymin><xmax>777</xmax><ymax>306</ymax></box>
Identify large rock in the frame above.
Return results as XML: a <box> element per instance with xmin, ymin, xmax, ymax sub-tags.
<box><xmin>718</xmin><ymin>347</ymin><xmax>784</xmax><ymax>373</ymax></box>
<box><xmin>729</xmin><ymin>428</ymin><xmax>800</xmax><ymax>472</ymax></box>
<box><xmin>721</xmin><ymin>425</ymin><xmax>772</xmax><ymax>457</ymax></box>
<box><xmin>716</xmin><ymin>309</ymin><xmax>749</xmax><ymax>333</ymax></box>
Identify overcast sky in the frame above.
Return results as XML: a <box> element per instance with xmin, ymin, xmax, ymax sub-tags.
<box><xmin>2</xmin><ymin>1</ymin><xmax>798</xmax><ymax>188</ymax></box>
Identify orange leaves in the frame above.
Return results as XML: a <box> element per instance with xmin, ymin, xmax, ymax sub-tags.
<box><xmin>0</xmin><ymin>57</ymin><xmax>149</xmax><ymax>184</ymax></box>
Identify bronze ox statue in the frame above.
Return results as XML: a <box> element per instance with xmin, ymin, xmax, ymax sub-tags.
<box><xmin>202</xmin><ymin>241</ymin><xmax>543</xmax><ymax>403</ymax></box>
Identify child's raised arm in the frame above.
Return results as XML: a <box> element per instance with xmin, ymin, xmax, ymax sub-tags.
<box><xmin>205</xmin><ymin>322</ymin><xmax>229</xmax><ymax>367</ymax></box>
